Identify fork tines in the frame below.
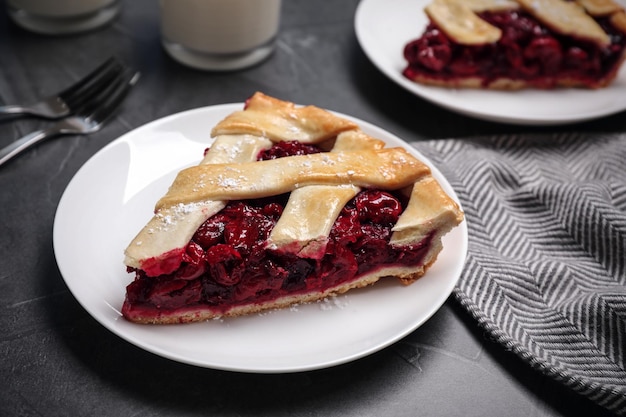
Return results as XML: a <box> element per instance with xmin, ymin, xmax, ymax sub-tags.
<box><xmin>59</xmin><ymin>57</ymin><xmax>127</xmax><ymax>112</ymax></box>
<box><xmin>78</xmin><ymin>69</ymin><xmax>140</xmax><ymax>127</ymax></box>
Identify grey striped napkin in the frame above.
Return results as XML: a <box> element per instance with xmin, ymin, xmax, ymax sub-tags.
<box><xmin>414</xmin><ymin>133</ymin><xmax>626</xmax><ymax>415</ymax></box>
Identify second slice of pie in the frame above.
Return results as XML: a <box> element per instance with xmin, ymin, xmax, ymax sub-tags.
<box><xmin>403</xmin><ymin>0</ymin><xmax>626</xmax><ymax>89</ymax></box>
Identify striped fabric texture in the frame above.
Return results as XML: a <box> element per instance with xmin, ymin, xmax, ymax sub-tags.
<box><xmin>415</xmin><ymin>133</ymin><xmax>626</xmax><ymax>415</ymax></box>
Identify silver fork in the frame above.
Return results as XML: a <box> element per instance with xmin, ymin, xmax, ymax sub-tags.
<box><xmin>0</xmin><ymin>70</ymin><xmax>140</xmax><ymax>167</ymax></box>
<box><xmin>0</xmin><ymin>57</ymin><xmax>125</xmax><ymax>120</ymax></box>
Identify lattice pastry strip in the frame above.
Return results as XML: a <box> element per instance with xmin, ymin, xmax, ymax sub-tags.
<box><xmin>211</xmin><ymin>93</ymin><xmax>358</xmax><ymax>144</ymax></box>
<box><xmin>609</xmin><ymin>9</ymin><xmax>626</xmax><ymax>32</ymax></box>
<box><xmin>266</xmin><ymin>130</ymin><xmax>385</xmax><ymax>259</ymax></box>
<box><xmin>516</xmin><ymin>0</ymin><xmax>611</xmax><ymax>46</ymax></box>
<box><xmin>425</xmin><ymin>0</ymin><xmax>505</xmax><ymax>45</ymax></box>
<box><xmin>576</xmin><ymin>0</ymin><xmax>624</xmax><ymax>15</ymax></box>
<box><xmin>155</xmin><ymin>147</ymin><xmax>429</xmax><ymax>210</ymax></box>
<box><xmin>390</xmin><ymin>176</ymin><xmax>464</xmax><ymax>282</ymax></box>
<box><xmin>124</xmin><ymin>134</ymin><xmax>272</xmax><ymax>273</ymax></box>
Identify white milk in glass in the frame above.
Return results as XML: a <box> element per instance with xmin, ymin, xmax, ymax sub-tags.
<box><xmin>160</xmin><ymin>0</ymin><xmax>282</xmax><ymax>70</ymax></box>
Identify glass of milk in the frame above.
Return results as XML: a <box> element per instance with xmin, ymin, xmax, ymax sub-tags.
<box><xmin>6</xmin><ymin>0</ymin><xmax>120</xmax><ymax>35</ymax></box>
<box><xmin>160</xmin><ymin>0</ymin><xmax>282</xmax><ymax>71</ymax></box>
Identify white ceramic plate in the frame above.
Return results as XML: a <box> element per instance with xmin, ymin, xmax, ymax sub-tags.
<box><xmin>355</xmin><ymin>0</ymin><xmax>626</xmax><ymax>125</ymax></box>
<box><xmin>53</xmin><ymin>104</ymin><xmax>468</xmax><ymax>373</ymax></box>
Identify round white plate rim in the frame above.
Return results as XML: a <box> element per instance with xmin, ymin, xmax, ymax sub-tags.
<box><xmin>354</xmin><ymin>0</ymin><xmax>626</xmax><ymax>125</ymax></box>
<box><xmin>53</xmin><ymin>103</ymin><xmax>468</xmax><ymax>373</ymax></box>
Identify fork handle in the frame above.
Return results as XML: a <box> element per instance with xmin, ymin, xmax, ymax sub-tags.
<box><xmin>0</xmin><ymin>128</ymin><xmax>59</xmax><ymax>166</ymax></box>
<box><xmin>0</xmin><ymin>103</ymin><xmax>67</xmax><ymax>120</ymax></box>
<box><xmin>0</xmin><ymin>105</ymin><xmax>29</xmax><ymax>120</ymax></box>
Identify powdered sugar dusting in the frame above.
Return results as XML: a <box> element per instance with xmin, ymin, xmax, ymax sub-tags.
<box><xmin>151</xmin><ymin>201</ymin><xmax>206</xmax><ymax>232</ymax></box>
<box><xmin>318</xmin><ymin>295</ymin><xmax>350</xmax><ymax>311</ymax></box>
<box><xmin>321</xmin><ymin>154</ymin><xmax>335</xmax><ymax>165</ymax></box>
<box><xmin>217</xmin><ymin>175</ymin><xmax>241</xmax><ymax>188</ymax></box>
<box><xmin>213</xmin><ymin>143</ymin><xmax>242</xmax><ymax>160</ymax></box>
<box><xmin>378</xmin><ymin>166</ymin><xmax>393</xmax><ymax>180</ymax></box>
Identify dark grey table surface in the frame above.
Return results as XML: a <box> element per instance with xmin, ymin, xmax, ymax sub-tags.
<box><xmin>1</xmin><ymin>1</ymin><xmax>624</xmax><ymax>416</ymax></box>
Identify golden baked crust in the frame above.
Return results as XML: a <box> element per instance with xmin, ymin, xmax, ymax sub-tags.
<box><xmin>425</xmin><ymin>0</ymin><xmax>503</xmax><ymax>44</ymax></box>
<box><xmin>463</xmin><ymin>0</ymin><xmax>520</xmax><ymax>12</ymax></box>
<box><xmin>515</xmin><ymin>0</ymin><xmax>611</xmax><ymax>46</ymax></box>
<box><xmin>576</xmin><ymin>0</ymin><xmax>624</xmax><ymax>16</ymax></box>
<box><xmin>125</xmin><ymin>93</ymin><xmax>444</xmax><ymax>269</ymax></box>
<box><xmin>155</xmin><ymin>148</ymin><xmax>430</xmax><ymax>209</ymax></box>
<box><xmin>422</xmin><ymin>0</ymin><xmax>623</xmax><ymax>46</ymax></box>
<box><xmin>211</xmin><ymin>92</ymin><xmax>358</xmax><ymax>143</ymax></box>
<box><xmin>611</xmin><ymin>10</ymin><xmax>626</xmax><ymax>33</ymax></box>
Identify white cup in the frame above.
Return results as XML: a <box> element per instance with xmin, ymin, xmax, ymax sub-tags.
<box><xmin>160</xmin><ymin>0</ymin><xmax>282</xmax><ymax>71</ymax></box>
<box><xmin>6</xmin><ymin>0</ymin><xmax>120</xmax><ymax>35</ymax></box>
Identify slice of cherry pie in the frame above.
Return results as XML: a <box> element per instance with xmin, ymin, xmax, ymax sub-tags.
<box><xmin>403</xmin><ymin>0</ymin><xmax>626</xmax><ymax>89</ymax></box>
<box><xmin>122</xmin><ymin>93</ymin><xmax>464</xmax><ymax>324</ymax></box>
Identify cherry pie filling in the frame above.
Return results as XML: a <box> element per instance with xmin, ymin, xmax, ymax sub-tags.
<box><xmin>403</xmin><ymin>10</ymin><xmax>626</xmax><ymax>88</ymax></box>
<box><xmin>123</xmin><ymin>141</ymin><xmax>433</xmax><ymax>318</ymax></box>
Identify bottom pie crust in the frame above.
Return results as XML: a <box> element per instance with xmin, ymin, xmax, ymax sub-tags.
<box><xmin>405</xmin><ymin>71</ymin><xmax>626</xmax><ymax>89</ymax></box>
<box><xmin>122</xmin><ymin>262</ymin><xmax>436</xmax><ymax>324</ymax></box>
